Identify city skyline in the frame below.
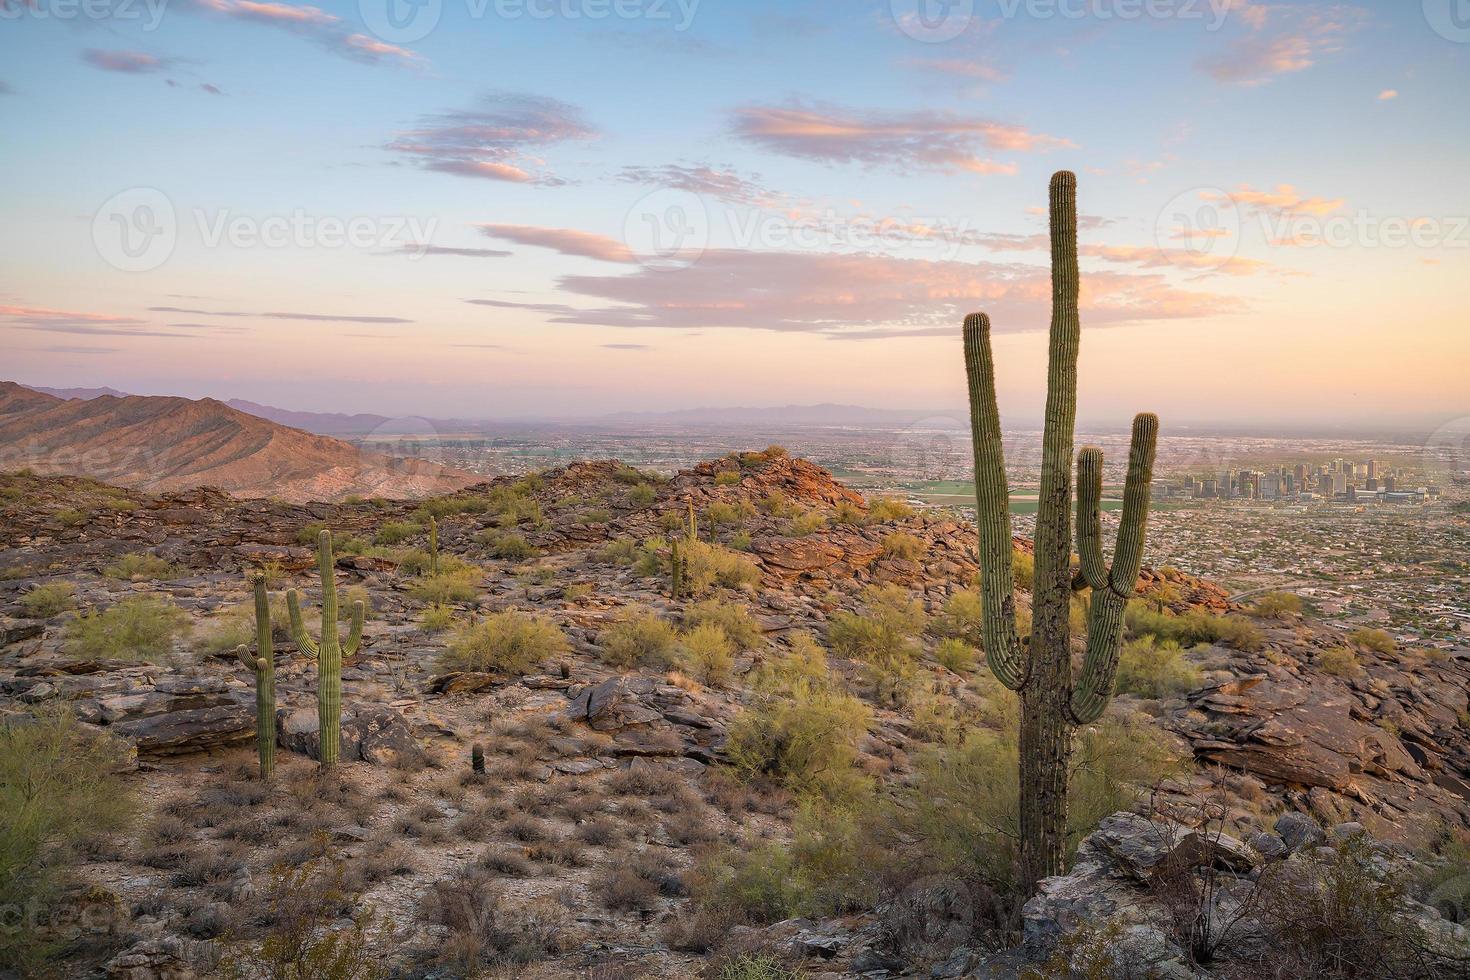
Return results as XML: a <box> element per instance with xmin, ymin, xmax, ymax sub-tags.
<box><xmin>3</xmin><ymin>0</ymin><xmax>1468</xmax><ymax>425</ymax></box>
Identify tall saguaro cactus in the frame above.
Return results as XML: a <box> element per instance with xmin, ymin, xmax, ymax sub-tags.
<box><xmin>235</xmin><ymin>572</ymin><xmax>276</xmax><ymax>778</ymax></box>
<box><xmin>287</xmin><ymin>530</ymin><xmax>365</xmax><ymax>767</ymax></box>
<box><xmin>963</xmin><ymin>171</ymin><xmax>1158</xmax><ymax>892</ymax></box>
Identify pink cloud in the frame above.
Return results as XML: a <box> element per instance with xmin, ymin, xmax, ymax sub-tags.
<box><xmin>1199</xmin><ymin>5</ymin><xmax>1364</xmax><ymax>86</ymax></box>
<box><xmin>82</xmin><ymin>49</ymin><xmax>169</xmax><ymax>74</ymax></box>
<box><xmin>617</xmin><ymin>164</ymin><xmax>781</xmax><ymax>207</ymax></box>
<box><xmin>477</xmin><ymin>224</ymin><xmax>635</xmax><ymax>263</ymax></box>
<box><xmin>1210</xmin><ymin>183</ymin><xmax>1346</xmax><ymax>218</ymax></box>
<box><xmin>730</xmin><ymin>102</ymin><xmax>1071</xmax><ymax>175</ymax></box>
<box><xmin>190</xmin><ymin>0</ymin><xmax>420</xmax><ymax>66</ymax></box>
<box><xmin>905</xmin><ymin>58</ymin><xmax>1009</xmax><ymax>83</ymax></box>
<box><xmin>1081</xmin><ymin>244</ymin><xmax>1268</xmax><ymax>277</ymax></box>
<box><xmin>387</xmin><ymin>94</ymin><xmax>596</xmax><ymax>186</ymax></box>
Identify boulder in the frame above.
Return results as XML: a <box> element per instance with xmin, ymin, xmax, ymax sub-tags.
<box><xmin>105</xmin><ymin>937</ymin><xmax>201</xmax><ymax>979</ymax></box>
<box><xmin>112</xmin><ymin>702</ymin><xmax>254</xmax><ymax>756</ymax></box>
<box><xmin>276</xmin><ymin>702</ymin><xmax>418</xmax><ymax>765</ymax></box>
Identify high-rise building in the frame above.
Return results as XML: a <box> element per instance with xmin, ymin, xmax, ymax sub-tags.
<box><xmin>1367</xmin><ymin>460</ymin><xmax>1378</xmax><ymax>479</ymax></box>
<box><xmin>1333</xmin><ymin>472</ymin><xmax>1347</xmax><ymax>495</ymax></box>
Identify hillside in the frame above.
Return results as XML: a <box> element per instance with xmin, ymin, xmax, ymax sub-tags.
<box><xmin>0</xmin><ymin>382</ymin><xmax>477</xmax><ymax>503</ymax></box>
<box><xmin>1</xmin><ymin>454</ymin><xmax>1467</xmax><ymax>978</ymax></box>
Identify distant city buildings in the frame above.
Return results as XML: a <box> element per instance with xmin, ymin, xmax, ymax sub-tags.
<box><xmin>1161</xmin><ymin>457</ymin><xmax>1435</xmax><ymax>507</ymax></box>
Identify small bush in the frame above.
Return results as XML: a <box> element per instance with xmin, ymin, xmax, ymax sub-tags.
<box><xmin>1011</xmin><ymin>548</ymin><xmax>1035</xmax><ymax>592</ymax></box>
<box><xmin>831</xmin><ymin>501</ymin><xmax>864</xmax><ymax>525</ymax></box>
<box><xmin>934</xmin><ymin>637</ymin><xmax>978</xmax><ymax>674</ymax></box>
<box><xmin>867</xmin><ymin>497</ymin><xmax>913</xmax><ymax>522</ymax></box>
<box><xmin>483</xmin><ymin>532</ymin><xmax>536</xmax><ymax>560</ymax></box>
<box><xmin>788</xmin><ymin>510</ymin><xmax>827</xmax><ymax>536</ymax></box>
<box><xmin>1115</xmin><ymin>637</ymin><xmax>1202</xmax><ymax>699</ymax></box>
<box><xmin>601</xmin><ymin>537</ymin><xmax>639</xmax><ymax>565</ymax></box>
<box><xmin>422</xmin><ymin>866</ymin><xmax>567</xmax><ymax>971</ymax></box>
<box><xmin>714</xmin><ymin>471</ymin><xmax>742</xmax><ymax>487</ymax></box>
<box><xmin>1125</xmin><ymin>603</ymin><xmax>1264</xmax><ymax>652</ymax></box>
<box><xmin>682</xmin><ymin>623</ymin><xmax>735</xmax><ymax>686</ymax></box>
<box><xmin>683</xmin><ymin>598</ymin><xmax>763</xmax><ymax>649</ymax></box>
<box><xmin>706</xmin><ymin>500</ymin><xmax>754</xmax><ymax>527</ymax></box>
<box><xmin>717</xmin><ymin>953</ymin><xmax>803</xmax><ymax>980</ymax></box>
<box><xmin>760</xmin><ymin>491</ymin><xmax>798</xmax><ymax>518</ymax></box>
<box><xmin>931</xmin><ymin>589</ymin><xmax>983</xmax><ymax>647</ymax></box>
<box><xmin>64</xmin><ymin>596</ymin><xmax>190</xmax><ymax>661</ymax></box>
<box><xmin>103</xmin><ymin>551</ymin><xmax>176</xmax><ymax>581</ymax></box>
<box><xmin>684</xmin><ymin>539</ymin><xmax>761</xmax><ymax>594</ymax></box>
<box><xmin>408</xmin><ymin>571</ymin><xmax>480</xmax><ymax>605</ymax></box>
<box><xmin>828</xmin><ymin>585</ymin><xmax>926</xmax><ymax>666</ymax></box>
<box><xmin>1318</xmin><ymin>647</ymin><xmax>1360</xmax><ymax>677</ymax></box>
<box><xmin>441</xmin><ymin>611</ymin><xmax>568</xmax><ymax>674</ymax></box>
<box><xmin>881</xmin><ymin>532</ymin><xmax>926</xmax><ymax>560</ymax></box>
<box><xmin>628</xmin><ymin>483</ymin><xmax>657</xmax><ymax>507</ymax></box>
<box><xmin>374</xmin><ymin>520</ymin><xmax>419</xmax><ymax>545</ymax></box>
<box><xmin>601</xmin><ymin>610</ymin><xmax>680</xmax><ymax>669</ymax></box>
<box><xmin>418</xmin><ymin>604</ymin><xmax>456</xmax><ymax>633</ymax></box>
<box><xmin>19</xmin><ymin>582</ymin><xmax>76</xmax><ymax>618</ymax></box>
<box><xmin>1250</xmin><ymin>591</ymin><xmax>1302</xmax><ymax>618</ymax></box>
<box><xmin>1349</xmin><ymin>628</ymin><xmax>1396</xmax><ymax>654</ymax></box>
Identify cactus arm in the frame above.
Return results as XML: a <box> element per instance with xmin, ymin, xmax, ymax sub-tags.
<box><xmin>1075</xmin><ymin>447</ymin><xmax>1110</xmax><ymax>592</ymax></box>
<box><xmin>342</xmin><ymin>599</ymin><xmax>365</xmax><ymax>657</ymax></box>
<box><xmin>236</xmin><ymin>643</ymin><xmax>260</xmax><ymax>672</ymax></box>
<box><xmin>316</xmin><ymin>530</ymin><xmax>338</xmax><ymax>625</ymax></box>
<box><xmin>962</xmin><ymin>311</ymin><xmax>1027</xmax><ymax>691</ymax></box>
<box><xmin>286</xmin><ymin>589</ymin><xmax>320</xmax><ymax>660</ymax></box>
<box><xmin>1070</xmin><ymin>413</ymin><xmax>1158</xmax><ymax>724</ymax></box>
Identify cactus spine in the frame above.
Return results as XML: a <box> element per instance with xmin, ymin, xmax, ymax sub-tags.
<box><xmin>427</xmin><ymin>515</ymin><xmax>440</xmax><ymax>576</ymax></box>
<box><xmin>235</xmin><ymin>572</ymin><xmax>276</xmax><ymax>778</ymax></box>
<box><xmin>287</xmin><ymin>530</ymin><xmax>365</xmax><ymax>768</ymax></box>
<box><xmin>963</xmin><ymin>171</ymin><xmax>1158</xmax><ymax>892</ymax></box>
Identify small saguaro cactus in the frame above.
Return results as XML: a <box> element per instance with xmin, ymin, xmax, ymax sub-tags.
<box><xmin>963</xmin><ymin>171</ymin><xmax>1158</xmax><ymax>892</ymax></box>
<box><xmin>670</xmin><ymin>537</ymin><xmax>686</xmax><ymax>599</ymax></box>
<box><xmin>686</xmin><ymin>499</ymin><xmax>699</xmax><ymax>542</ymax></box>
<box><xmin>234</xmin><ymin>571</ymin><xmax>276</xmax><ymax>778</ymax></box>
<box><xmin>427</xmin><ymin>515</ymin><xmax>441</xmax><ymax>576</ymax></box>
<box><xmin>287</xmin><ymin>529</ymin><xmax>365</xmax><ymax>768</ymax></box>
<box><xmin>471</xmin><ymin>742</ymin><xmax>485</xmax><ymax>776</ymax></box>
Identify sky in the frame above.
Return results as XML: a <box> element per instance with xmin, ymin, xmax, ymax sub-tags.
<box><xmin>1</xmin><ymin>0</ymin><xmax>1467</xmax><ymax>428</ymax></box>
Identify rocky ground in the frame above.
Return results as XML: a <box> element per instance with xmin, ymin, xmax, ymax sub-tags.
<box><xmin>3</xmin><ymin>451</ymin><xmax>1470</xmax><ymax>978</ymax></box>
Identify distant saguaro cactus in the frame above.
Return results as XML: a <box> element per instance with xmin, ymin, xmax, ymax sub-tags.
<box><xmin>287</xmin><ymin>530</ymin><xmax>365</xmax><ymax>767</ymax></box>
<box><xmin>963</xmin><ymin>171</ymin><xmax>1158</xmax><ymax>892</ymax></box>
<box><xmin>670</xmin><ymin>537</ymin><xmax>686</xmax><ymax>598</ymax></box>
<box><xmin>427</xmin><ymin>515</ymin><xmax>441</xmax><ymax>576</ymax></box>
<box><xmin>235</xmin><ymin>571</ymin><xmax>276</xmax><ymax>778</ymax></box>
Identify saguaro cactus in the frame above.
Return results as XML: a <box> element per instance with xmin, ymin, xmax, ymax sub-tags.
<box><xmin>427</xmin><ymin>515</ymin><xmax>441</xmax><ymax>576</ymax></box>
<box><xmin>670</xmin><ymin>537</ymin><xmax>686</xmax><ymax>598</ymax></box>
<box><xmin>287</xmin><ymin>530</ymin><xmax>365</xmax><ymax>767</ymax></box>
<box><xmin>235</xmin><ymin>572</ymin><xmax>276</xmax><ymax>778</ymax></box>
<box><xmin>963</xmin><ymin>171</ymin><xmax>1158</xmax><ymax>892</ymax></box>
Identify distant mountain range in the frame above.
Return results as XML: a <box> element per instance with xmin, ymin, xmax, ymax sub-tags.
<box><xmin>0</xmin><ymin>383</ymin><xmax>477</xmax><ymax>502</ymax></box>
<box><xmin>602</xmin><ymin>403</ymin><xmax>965</xmax><ymax>428</ymax></box>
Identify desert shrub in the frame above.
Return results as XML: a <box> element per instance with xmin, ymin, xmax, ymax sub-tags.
<box><xmin>20</xmin><ymin>582</ymin><xmax>76</xmax><ymax>618</ymax></box>
<box><xmin>422</xmin><ymin>866</ymin><xmax>568</xmax><ymax>971</ymax></box>
<box><xmin>574</xmin><ymin>507</ymin><xmax>612</xmax><ymax>525</ymax></box>
<box><xmin>1349</xmin><ymin>628</ymin><xmax>1396</xmax><ymax>654</ymax></box>
<box><xmin>867</xmin><ymin>497</ymin><xmax>914</xmax><ymax>522</ymax></box>
<box><xmin>760</xmin><ymin>491</ymin><xmax>798</xmax><ymax>518</ymax></box>
<box><xmin>892</xmin><ymin>711</ymin><xmax>1178</xmax><ymax>899</ymax></box>
<box><xmin>441</xmin><ymin>611</ymin><xmax>567</xmax><ymax>674</ymax></box>
<box><xmin>1</xmin><ymin>708</ymin><xmax>135</xmax><ymax>972</ymax></box>
<box><xmin>418</xmin><ymin>605</ymin><xmax>456</xmax><ymax>633</ymax></box>
<box><xmin>934</xmin><ymin>637</ymin><xmax>978</xmax><ymax>674</ymax></box>
<box><xmin>931</xmin><ymin>589</ymin><xmax>983</xmax><ymax>646</ymax></box>
<box><xmin>725</xmin><ymin>644</ymin><xmax>871</xmax><ymax>799</ymax></box>
<box><xmin>714</xmin><ymin>471</ymin><xmax>742</xmax><ymax>487</ymax></box>
<box><xmin>828</xmin><ymin>585</ymin><xmax>926</xmax><ymax>665</ymax></box>
<box><xmin>881</xmin><ymin>532</ymin><xmax>926</xmax><ymax>560</ymax></box>
<box><xmin>717</xmin><ymin>953</ymin><xmax>803</xmax><ymax>980</ymax></box>
<box><xmin>831</xmin><ymin>501</ymin><xmax>865</xmax><ymax>525</ymax></box>
<box><xmin>684</xmin><ymin>539</ymin><xmax>761</xmax><ymax>594</ymax></box>
<box><xmin>408</xmin><ymin>570</ymin><xmax>479</xmax><ymax>605</ymax></box>
<box><xmin>103</xmin><ymin>551</ymin><xmax>176</xmax><ymax>581</ymax></box>
<box><xmin>482</xmin><ymin>532</ymin><xmax>536</xmax><ymax>560</ymax></box>
<box><xmin>601</xmin><ymin>610</ymin><xmax>680</xmax><ymax>669</ymax></box>
<box><xmin>601</xmin><ymin>537</ymin><xmax>639</xmax><ymax>565</ymax></box>
<box><xmin>296</xmin><ymin>522</ymin><xmax>328</xmax><ymax>546</ymax></box>
<box><xmin>1250</xmin><ymin>591</ymin><xmax>1302</xmax><ymax>619</ymax></box>
<box><xmin>788</xmin><ymin>510</ymin><xmax>827</xmax><ymax>536</ymax></box>
<box><xmin>373</xmin><ymin>520</ymin><xmax>420</xmax><ymax>543</ymax></box>
<box><xmin>55</xmin><ymin>508</ymin><xmax>87</xmax><ymax>527</ymax></box>
<box><xmin>683</xmin><ymin>598</ymin><xmax>762</xmax><ymax>650</ymax></box>
<box><xmin>1011</xmin><ymin>547</ymin><xmax>1035</xmax><ymax>592</ymax></box>
<box><xmin>628</xmin><ymin>483</ymin><xmax>657</xmax><ymax>507</ymax></box>
<box><xmin>706</xmin><ymin>500</ymin><xmax>755</xmax><ymax>527</ymax></box>
<box><xmin>415</xmin><ymin>495</ymin><xmax>491</xmax><ymax>520</ymax></box>
<box><xmin>64</xmin><ymin>596</ymin><xmax>190</xmax><ymax>662</ymax></box>
<box><xmin>1318</xmin><ymin>647</ymin><xmax>1360</xmax><ymax>677</ymax></box>
<box><xmin>1116</xmin><ymin>637</ymin><xmax>1202</xmax><ymax>699</ymax></box>
<box><xmin>1125</xmin><ymin>603</ymin><xmax>1263</xmax><ymax>652</ymax></box>
<box><xmin>682</xmin><ymin>623</ymin><xmax>735</xmax><ymax>686</ymax></box>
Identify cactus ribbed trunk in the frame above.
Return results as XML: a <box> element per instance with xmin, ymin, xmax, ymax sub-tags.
<box><xmin>237</xmin><ymin>574</ymin><xmax>276</xmax><ymax>778</ymax></box>
<box><xmin>288</xmin><ymin>530</ymin><xmax>364</xmax><ymax>769</ymax></box>
<box><xmin>962</xmin><ymin>172</ymin><xmax>1159</xmax><ymax>897</ymax></box>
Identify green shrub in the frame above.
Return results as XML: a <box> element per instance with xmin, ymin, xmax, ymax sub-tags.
<box><xmin>705</xmin><ymin>500</ymin><xmax>754</xmax><ymax>527</ymax></box>
<box><xmin>55</xmin><ymin>508</ymin><xmax>88</xmax><ymax>527</ymax></box>
<box><xmin>729</xmin><ymin>530</ymin><xmax>753</xmax><ymax>551</ymax></box>
<box><xmin>601</xmin><ymin>537</ymin><xmax>639</xmax><ymax>565</ymax></box>
<box><xmin>0</xmin><ymin>707</ymin><xmax>135</xmax><ymax>973</ymax></box>
<box><xmin>682</xmin><ymin>623</ymin><xmax>735</xmax><ymax>686</ymax></box>
<box><xmin>484</xmin><ymin>532</ymin><xmax>536</xmax><ymax>561</ymax></box>
<box><xmin>63</xmin><ymin>596</ymin><xmax>190</xmax><ymax>662</ymax></box>
<box><xmin>1011</xmin><ymin>547</ymin><xmax>1034</xmax><ymax>592</ymax></box>
<box><xmin>760</xmin><ymin>492</ymin><xmax>798</xmax><ymax>518</ymax></box>
<box><xmin>375</xmin><ymin>520</ymin><xmax>420</xmax><ymax>545</ymax></box>
<box><xmin>931</xmin><ymin>589</ymin><xmax>983</xmax><ymax>646</ymax></box>
<box><xmin>717</xmin><ymin>953</ymin><xmax>802</xmax><ymax>980</ymax></box>
<box><xmin>20</xmin><ymin>582</ymin><xmax>76</xmax><ymax>618</ymax></box>
<box><xmin>419</xmin><ymin>604</ymin><xmax>456</xmax><ymax>632</ymax></box>
<box><xmin>628</xmin><ymin>484</ymin><xmax>657</xmax><ymax>507</ymax></box>
<box><xmin>866</xmin><ymin>497</ymin><xmax>913</xmax><ymax>522</ymax></box>
<box><xmin>1250</xmin><ymin>591</ymin><xmax>1302</xmax><ymax>619</ymax></box>
<box><xmin>683</xmin><ymin>599</ymin><xmax>763</xmax><ymax>650</ymax></box>
<box><xmin>103</xmin><ymin>551</ymin><xmax>176</xmax><ymax>581</ymax></box>
<box><xmin>934</xmin><ymin>637</ymin><xmax>978</xmax><ymax>673</ymax></box>
<box><xmin>684</xmin><ymin>540</ymin><xmax>761</xmax><ymax>594</ymax></box>
<box><xmin>1125</xmin><ymin>603</ymin><xmax>1263</xmax><ymax>652</ymax></box>
<box><xmin>714</xmin><ymin>471</ymin><xmax>742</xmax><ymax>487</ymax></box>
<box><xmin>881</xmin><ymin>532</ymin><xmax>926</xmax><ymax>560</ymax></box>
<box><xmin>831</xmin><ymin>501</ymin><xmax>864</xmax><ymax>525</ymax></box>
<box><xmin>1349</xmin><ymin>628</ymin><xmax>1396</xmax><ymax>654</ymax></box>
<box><xmin>409</xmin><ymin>571</ymin><xmax>480</xmax><ymax>605</ymax></box>
<box><xmin>828</xmin><ymin>585</ymin><xmax>925</xmax><ymax>665</ymax></box>
<box><xmin>788</xmin><ymin>510</ymin><xmax>827</xmax><ymax>536</ymax></box>
<box><xmin>296</xmin><ymin>522</ymin><xmax>328</xmax><ymax>545</ymax></box>
<box><xmin>1319</xmin><ymin>646</ymin><xmax>1360</xmax><ymax>677</ymax></box>
<box><xmin>1115</xmin><ymin>637</ymin><xmax>1202</xmax><ymax>698</ymax></box>
<box><xmin>441</xmin><ymin>611</ymin><xmax>567</xmax><ymax>674</ymax></box>
<box><xmin>601</xmin><ymin>610</ymin><xmax>680</xmax><ymax>669</ymax></box>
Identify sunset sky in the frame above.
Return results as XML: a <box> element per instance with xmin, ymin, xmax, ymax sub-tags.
<box><xmin>2</xmin><ymin>0</ymin><xmax>1467</xmax><ymax>428</ymax></box>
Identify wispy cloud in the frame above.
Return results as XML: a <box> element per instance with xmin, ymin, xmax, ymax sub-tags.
<box><xmin>1081</xmin><ymin>243</ymin><xmax>1269</xmax><ymax>277</ymax></box>
<box><xmin>1199</xmin><ymin>4</ymin><xmax>1365</xmax><ymax>86</ymax></box>
<box><xmin>469</xmin><ymin>248</ymin><xmax>1236</xmax><ymax>337</ymax></box>
<box><xmin>903</xmin><ymin>58</ymin><xmax>1008</xmax><ymax>83</ymax></box>
<box><xmin>0</xmin><ymin>304</ymin><xmax>185</xmax><ymax>338</ymax></box>
<box><xmin>603</xmin><ymin>343</ymin><xmax>651</xmax><ymax>351</ymax></box>
<box><xmin>82</xmin><ymin>49</ymin><xmax>172</xmax><ymax>74</ymax></box>
<box><xmin>617</xmin><ymin>164</ymin><xmax>781</xmax><ymax>206</ymax></box>
<box><xmin>189</xmin><ymin>0</ymin><xmax>422</xmax><ymax>67</ymax></box>
<box><xmin>1208</xmin><ymin>183</ymin><xmax>1346</xmax><ymax>219</ymax></box>
<box><xmin>386</xmin><ymin>93</ymin><xmax>596</xmax><ymax>185</ymax></box>
<box><xmin>477</xmin><ymin>224</ymin><xmax>635</xmax><ymax>263</ymax></box>
<box><xmin>146</xmin><ymin>305</ymin><xmax>413</xmax><ymax>323</ymax></box>
<box><xmin>730</xmin><ymin>101</ymin><xmax>1071</xmax><ymax>175</ymax></box>
<box><xmin>1378</xmin><ymin>89</ymin><xmax>1398</xmax><ymax>101</ymax></box>
<box><xmin>385</xmin><ymin>244</ymin><xmax>513</xmax><ymax>258</ymax></box>
<box><xmin>36</xmin><ymin>345</ymin><xmax>120</xmax><ymax>355</ymax></box>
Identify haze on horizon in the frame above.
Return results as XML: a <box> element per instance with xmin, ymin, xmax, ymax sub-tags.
<box><xmin>2</xmin><ymin>0</ymin><xmax>1467</xmax><ymax>430</ymax></box>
